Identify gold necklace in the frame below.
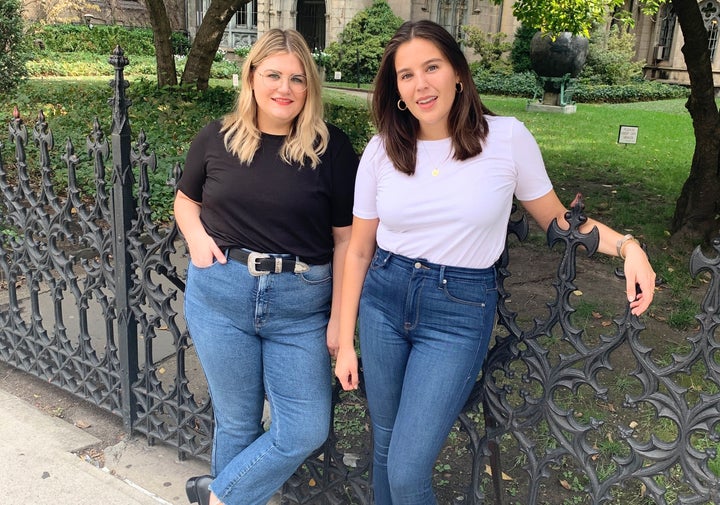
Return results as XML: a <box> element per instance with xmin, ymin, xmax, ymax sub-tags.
<box><xmin>420</xmin><ymin>139</ymin><xmax>449</xmax><ymax>177</ymax></box>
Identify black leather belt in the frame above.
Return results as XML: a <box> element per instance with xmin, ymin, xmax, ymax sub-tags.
<box><xmin>227</xmin><ymin>248</ymin><xmax>310</xmax><ymax>276</ymax></box>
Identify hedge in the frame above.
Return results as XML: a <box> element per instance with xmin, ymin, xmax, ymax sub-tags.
<box><xmin>472</xmin><ymin>68</ymin><xmax>689</xmax><ymax>103</ymax></box>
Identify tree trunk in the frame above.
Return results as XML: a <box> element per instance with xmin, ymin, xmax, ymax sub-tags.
<box><xmin>180</xmin><ymin>0</ymin><xmax>249</xmax><ymax>90</ymax></box>
<box><xmin>670</xmin><ymin>0</ymin><xmax>720</xmax><ymax>245</ymax></box>
<box><xmin>143</xmin><ymin>0</ymin><xmax>178</xmax><ymax>87</ymax></box>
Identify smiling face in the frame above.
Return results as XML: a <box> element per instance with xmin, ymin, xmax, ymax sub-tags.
<box><xmin>252</xmin><ymin>51</ymin><xmax>307</xmax><ymax>135</ymax></box>
<box><xmin>394</xmin><ymin>37</ymin><xmax>459</xmax><ymax>140</ymax></box>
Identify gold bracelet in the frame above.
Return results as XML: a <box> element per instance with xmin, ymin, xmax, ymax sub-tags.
<box><xmin>616</xmin><ymin>234</ymin><xmax>640</xmax><ymax>260</ymax></box>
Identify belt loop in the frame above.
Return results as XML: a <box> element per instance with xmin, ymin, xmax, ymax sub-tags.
<box><xmin>439</xmin><ymin>265</ymin><xmax>447</xmax><ymax>287</ymax></box>
<box><xmin>380</xmin><ymin>247</ymin><xmax>392</xmax><ymax>266</ymax></box>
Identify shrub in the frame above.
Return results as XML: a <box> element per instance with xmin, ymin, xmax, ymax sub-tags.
<box><xmin>26</xmin><ymin>51</ymin><xmax>158</xmax><ymax>77</ymax></box>
<box><xmin>324</xmin><ymin>99</ymin><xmax>374</xmax><ymax>154</ymax></box>
<box><xmin>324</xmin><ymin>0</ymin><xmax>403</xmax><ymax>84</ymax></box>
<box><xmin>213</xmin><ymin>49</ymin><xmax>226</xmax><ymax>62</ymax></box>
<box><xmin>472</xmin><ymin>68</ymin><xmax>541</xmax><ymax>98</ymax></box>
<box><xmin>27</xmin><ymin>23</ymin><xmax>156</xmax><ymax>56</ymax></box>
<box><xmin>0</xmin><ymin>0</ymin><xmax>29</xmax><ymax>94</ymax></box>
<box><xmin>171</xmin><ymin>31</ymin><xmax>191</xmax><ymax>56</ymax></box>
<box><xmin>234</xmin><ymin>44</ymin><xmax>253</xmax><ymax>58</ymax></box>
<box><xmin>572</xmin><ymin>79</ymin><xmax>689</xmax><ymax>102</ymax></box>
<box><xmin>470</xmin><ymin>65</ymin><xmax>688</xmax><ymax>103</ymax></box>
<box><xmin>24</xmin><ymin>51</ymin><xmax>238</xmax><ymax>80</ymax></box>
<box><xmin>461</xmin><ymin>25</ymin><xmax>512</xmax><ymax>73</ymax></box>
<box><xmin>510</xmin><ymin>24</ymin><xmax>537</xmax><ymax>73</ymax></box>
<box><xmin>207</xmin><ymin>59</ymin><xmax>242</xmax><ymax>79</ymax></box>
<box><xmin>581</xmin><ymin>25</ymin><xmax>644</xmax><ymax>85</ymax></box>
<box><xmin>312</xmin><ymin>50</ymin><xmax>332</xmax><ymax>69</ymax></box>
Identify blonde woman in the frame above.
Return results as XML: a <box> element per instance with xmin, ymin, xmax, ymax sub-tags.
<box><xmin>175</xmin><ymin>29</ymin><xmax>358</xmax><ymax>505</ymax></box>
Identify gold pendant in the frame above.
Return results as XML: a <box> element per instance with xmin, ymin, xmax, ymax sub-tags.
<box><xmin>432</xmin><ymin>168</ymin><xmax>439</xmax><ymax>177</ymax></box>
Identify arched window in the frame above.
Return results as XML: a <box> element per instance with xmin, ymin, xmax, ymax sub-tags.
<box><xmin>709</xmin><ymin>22</ymin><xmax>719</xmax><ymax>61</ymax></box>
<box><xmin>436</xmin><ymin>0</ymin><xmax>468</xmax><ymax>40</ymax></box>
<box><xmin>236</xmin><ymin>0</ymin><xmax>258</xmax><ymax>29</ymax></box>
<box><xmin>700</xmin><ymin>0</ymin><xmax>720</xmax><ymax>60</ymax></box>
<box><xmin>297</xmin><ymin>0</ymin><xmax>326</xmax><ymax>51</ymax></box>
<box><xmin>196</xmin><ymin>0</ymin><xmax>209</xmax><ymax>26</ymax></box>
<box><xmin>656</xmin><ymin>3</ymin><xmax>676</xmax><ymax>61</ymax></box>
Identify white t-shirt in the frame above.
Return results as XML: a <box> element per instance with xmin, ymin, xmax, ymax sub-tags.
<box><xmin>353</xmin><ymin>115</ymin><xmax>553</xmax><ymax>268</ymax></box>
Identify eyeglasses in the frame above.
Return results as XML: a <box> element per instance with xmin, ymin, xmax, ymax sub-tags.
<box><xmin>257</xmin><ymin>70</ymin><xmax>308</xmax><ymax>93</ymax></box>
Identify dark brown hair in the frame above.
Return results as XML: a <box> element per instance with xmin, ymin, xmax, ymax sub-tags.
<box><xmin>372</xmin><ymin>20</ymin><xmax>493</xmax><ymax>175</ymax></box>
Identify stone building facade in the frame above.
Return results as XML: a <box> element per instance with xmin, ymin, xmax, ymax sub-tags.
<box><xmin>182</xmin><ymin>0</ymin><xmax>519</xmax><ymax>58</ymax></box>
<box><xmin>633</xmin><ymin>0</ymin><xmax>720</xmax><ymax>87</ymax></box>
<box><xmin>186</xmin><ymin>0</ymin><xmax>719</xmax><ymax>88</ymax></box>
<box><xmin>21</xmin><ymin>0</ymin><xmax>720</xmax><ymax>89</ymax></box>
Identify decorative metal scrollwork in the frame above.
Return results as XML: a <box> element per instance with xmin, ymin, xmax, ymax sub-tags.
<box><xmin>3</xmin><ymin>48</ymin><xmax>720</xmax><ymax>504</ymax></box>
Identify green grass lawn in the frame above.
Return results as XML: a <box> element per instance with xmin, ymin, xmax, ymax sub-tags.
<box><xmin>484</xmin><ymin>96</ymin><xmax>693</xmax><ymax>243</ymax></box>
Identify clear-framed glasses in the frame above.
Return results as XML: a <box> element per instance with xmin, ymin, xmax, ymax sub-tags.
<box><xmin>257</xmin><ymin>70</ymin><xmax>308</xmax><ymax>93</ymax></box>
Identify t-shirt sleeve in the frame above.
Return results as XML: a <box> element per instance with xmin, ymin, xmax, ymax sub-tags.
<box><xmin>329</xmin><ymin>125</ymin><xmax>360</xmax><ymax>228</ymax></box>
<box><xmin>352</xmin><ymin>135</ymin><xmax>382</xmax><ymax>220</ymax></box>
<box><xmin>511</xmin><ymin>119</ymin><xmax>554</xmax><ymax>202</ymax></box>
<box><xmin>178</xmin><ymin>121</ymin><xmax>219</xmax><ymax>203</ymax></box>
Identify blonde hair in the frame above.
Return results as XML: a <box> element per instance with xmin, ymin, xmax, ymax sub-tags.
<box><xmin>220</xmin><ymin>29</ymin><xmax>328</xmax><ymax>168</ymax></box>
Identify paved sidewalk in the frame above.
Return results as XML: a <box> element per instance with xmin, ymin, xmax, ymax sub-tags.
<box><xmin>0</xmin><ymin>387</ymin><xmax>281</xmax><ymax>505</ymax></box>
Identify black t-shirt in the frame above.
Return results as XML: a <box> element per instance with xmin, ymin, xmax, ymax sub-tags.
<box><xmin>178</xmin><ymin>120</ymin><xmax>358</xmax><ymax>264</ymax></box>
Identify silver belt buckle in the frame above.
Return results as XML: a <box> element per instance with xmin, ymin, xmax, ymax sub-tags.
<box><xmin>247</xmin><ymin>251</ymin><xmax>271</xmax><ymax>276</ymax></box>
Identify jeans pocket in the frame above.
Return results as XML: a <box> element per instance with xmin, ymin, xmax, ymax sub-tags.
<box><xmin>189</xmin><ymin>257</ymin><xmax>220</xmax><ymax>269</ymax></box>
<box><xmin>300</xmin><ymin>262</ymin><xmax>332</xmax><ymax>285</ymax></box>
<box><xmin>441</xmin><ymin>278</ymin><xmax>496</xmax><ymax>307</ymax></box>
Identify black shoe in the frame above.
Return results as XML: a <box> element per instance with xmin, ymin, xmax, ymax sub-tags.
<box><xmin>186</xmin><ymin>475</ymin><xmax>213</xmax><ymax>505</ymax></box>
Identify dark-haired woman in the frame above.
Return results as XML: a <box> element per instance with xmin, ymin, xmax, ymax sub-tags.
<box><xmin>334</xmin><ymin>20</ymin><xmax>655</xmax><ymax>505</ymax></box>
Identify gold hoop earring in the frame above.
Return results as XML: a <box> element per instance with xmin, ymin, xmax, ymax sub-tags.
<box><xmin>456</xmin><ymin>82</ymin><xmax>463</xmax><ymax>93</ymax></box>
<box><xmin>397</xmin><ymin>99</ymin><xmax>407</xmax><ymax>111</ymax></box>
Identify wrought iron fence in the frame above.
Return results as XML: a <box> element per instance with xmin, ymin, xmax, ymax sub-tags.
<box><xmin>1</xmin><ymin>48</ymin><xmax>720</xmax><ymax>504</ymax></box>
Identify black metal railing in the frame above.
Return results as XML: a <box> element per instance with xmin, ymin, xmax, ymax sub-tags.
<box><xmin>2</xmin><ymin>48</ymin><xmax>720</xmax><ymax>504</ymax></box>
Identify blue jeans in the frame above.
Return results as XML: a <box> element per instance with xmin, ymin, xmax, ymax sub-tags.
<box><xmin>184</xmin><ymin>256</ymin><xmax>333</xmax><ymax>505</ymax></box>
<box><xmin>359</xmin><ymin>248</ymin><xmax>497</xmax><ymax>505</ymax></box>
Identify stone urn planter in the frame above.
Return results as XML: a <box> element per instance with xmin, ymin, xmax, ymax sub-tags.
<box><xmin>529</xmin><ymin>31</ymin><xmax>589</xmax><ymax>107</ymax></box>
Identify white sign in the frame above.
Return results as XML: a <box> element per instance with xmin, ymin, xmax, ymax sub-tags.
<box><xmin>232</xmin><ymin>74</ymin><xmax>239</xmax><ymax>88</ymax></box>
<box><xmin>334</xmin><ymin>71</ymin><xmax>342</xmax><ymax>80</ymax></box>
<box><xmin>618</xmin><ymin>125</ymin><xmax>639</xmax><ymax>144</ymax></box>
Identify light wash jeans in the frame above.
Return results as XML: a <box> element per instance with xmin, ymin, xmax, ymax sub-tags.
<box><xmin>184</xmin><ymin>256</ymin><xmax>333</xmax><ymax>505</ymax></box>
<box><xmin>359</xmin><ymin>248</ymin><xmax>497</xmax><ymax>505</ymax></box>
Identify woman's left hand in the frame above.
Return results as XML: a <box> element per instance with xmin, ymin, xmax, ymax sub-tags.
<box><xmin>622</xmin><ymin>241</ymin><xmax>656</xmax><ymax>316</ymax></box>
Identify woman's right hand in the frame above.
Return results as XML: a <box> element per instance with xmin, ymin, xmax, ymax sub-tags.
<box><xmin>188</xmin><ymin>233</ymin><xmax>227</xmax><ymax>268</ymax></box>
<box><xmin>335</xmin><ymin>347</ymin><xmax>359</xmax><ymax>391</ymax></box>
<box><xmin>174</xmin><ymin>191</ymin><xmax>227</xmax><ymax>268</ymax></box>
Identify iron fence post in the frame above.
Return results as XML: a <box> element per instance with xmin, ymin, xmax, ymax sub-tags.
<box><xmin>109</xmin><ymin>46</ymin><xmax>139</xmax><ymax>431</ymax></box>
